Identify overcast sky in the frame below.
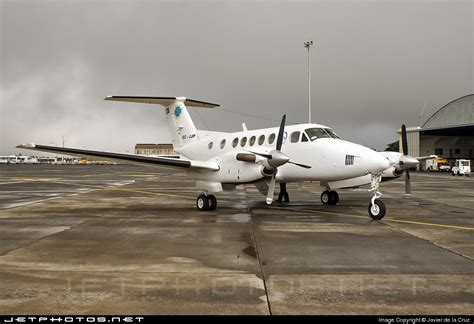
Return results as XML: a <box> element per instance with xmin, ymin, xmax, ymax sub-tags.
<box><xmin>1</xmin><ymin>0</ymin><xmax>473</xmax><ymax>155</ymax></box>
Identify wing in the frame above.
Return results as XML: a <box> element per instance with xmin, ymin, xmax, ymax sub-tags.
<box><xmin>414</xmin><ymin>155</ymin><xmax>438</xmax><ymax>161</ymax></box>
<box><xmin>16</xmin><ymin>144</ymin><xmax>219</xmax><ymax>171</ymax></box>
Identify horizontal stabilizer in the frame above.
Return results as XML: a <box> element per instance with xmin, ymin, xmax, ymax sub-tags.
<box><xmin>16</xmin><ymin>144</ymin><xmax>219</xmax><ymax>171</ymax></box>
<box><xmin>104</xmin><ymin>96</ymin><xmax>220</xmax><ymax>108</ymax></box>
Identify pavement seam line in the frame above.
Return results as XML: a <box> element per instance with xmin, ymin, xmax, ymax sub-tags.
<box><xmin>244</xmin><ymin>187</ymin><xmax>272</xmax><ymax>315</ymax></box>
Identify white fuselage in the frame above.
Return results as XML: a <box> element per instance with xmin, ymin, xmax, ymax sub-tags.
<box><xmin>176</xmin><ymin>123</ymin><xmax>390</xmax><ymax>184</ymax></box>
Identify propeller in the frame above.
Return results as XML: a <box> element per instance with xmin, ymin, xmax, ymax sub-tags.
<box><xmin>401</xmin><ymin>124</ymin><xmax>410</xmax><ymax>194</ymax></box>
<box><xmin>247</xmin><ymin>114</ymin><xmax>312</xmax><ymax>204</ymax></box>
<box><xmin>400</xmin><ymin>124</ymin><xmax>420</xmax><ymax>195</ymax></box>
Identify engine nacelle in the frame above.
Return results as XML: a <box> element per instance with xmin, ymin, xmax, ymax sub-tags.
<box><xmin>236</xmin><ymin>152</ymin><xmax>275</xmax><ymax>177</ymax></box>
<box><xmin>260</xmin><ymin>166</ymin><xmax>276</xmax><ymax>177</ymax></box>
<box><xmin>382</xmin><ymin>166</ymin><xmax>403</xmax><ymax>178</ymax></box>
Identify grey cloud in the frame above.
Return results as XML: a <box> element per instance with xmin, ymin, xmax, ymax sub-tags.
<box><xmin>1</xmin><ymin>0</ymin><xmax>472</xmax><ymax>155</ymax></box>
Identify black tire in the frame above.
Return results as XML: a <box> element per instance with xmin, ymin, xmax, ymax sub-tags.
<box><xmin>329</xmin><ymin>191</ymin><xmax>339</xmax><ymax>205</ymax></box>
<box><xmin>368</xmin><ymin>199</ymin><xmax>386</xmax><ymax>220</ymax></box>
<box><xmin>452</xmin><ymin>172</ymin><xmax>456</xmax><ymax>176</ymax></box>
<box><xmin>207</xmin><ymin>195</ymin><xmax>217</xmax><ymax>211</ymax></box>
<box><xmin>321</xmin><ymin>191</ymin><xmax>330</xmax><ymax>205</ymax></box>
<box><xmin>196</xmin><ymin>194</ymin><xmax>209</xmax><ymax>211</ymax></box>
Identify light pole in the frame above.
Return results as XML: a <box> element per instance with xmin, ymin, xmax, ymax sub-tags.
<box><xmin>304</xmin><ymin>40</ymin><xmax>313</xmax><ymax>123</ymax></box>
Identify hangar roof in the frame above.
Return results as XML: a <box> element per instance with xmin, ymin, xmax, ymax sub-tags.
<box><xmin>422</xmin><ymin>94</ymin><xmax>474</xmax><ymax>129</ymax></box>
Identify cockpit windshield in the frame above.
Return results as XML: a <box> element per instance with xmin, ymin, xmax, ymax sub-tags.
<box><xmin>305</xmin><ymin>128</ymin><xmax>341</xmax><ymax>141</ymax></box>
<box><xmin>324</xmin><ymin>128</ymin><xmax>341</xmax><ymax>139</ymax></box>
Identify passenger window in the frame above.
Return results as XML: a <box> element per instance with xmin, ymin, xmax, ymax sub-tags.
<box><xmin>220</xmin><ymin>139</ymin><xmax>226</xmax><ymax>149</ymax></box>
<box><xmin>258</xmin><ymin>135</ymin><xmax>265</xmax><ymax>145</ymax></box>
<box><xmin>302</xmin><ymin>133</ymin><xmax>309</xmax><ymax>142</ymax></box>
<box><xmin>290</xmin><ymin>131</ymin><xmax>300</xmax><ymax>143</ymax></box>
<box><xmin>249</xmin><ymin>136</ymin><xmax>256</xmax><ymax>146</ymax></box>
<box><xmin>240</xmin><ymin>137</ymin><xmax>247</xmax><ymax>147</ymax></box>
<box><xmin>232</xmin><ymin>138</ymin><xmax>238</xmax><ymax>148</ymax></box>
<box><xmin>268</xmin><ymin>133</ymin><xmax>276</xmax><ymax>144</ymax></box>
<box><xmin>208</xmin><ymin>142</ymin><xmax>213</xmax><ymax>149</ymax></box>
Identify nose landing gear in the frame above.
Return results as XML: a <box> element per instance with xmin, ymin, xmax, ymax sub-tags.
<box><xmin>368</xmin><ymin>174</ymin><xmax>385</xmax><ymax>220</ymax></box>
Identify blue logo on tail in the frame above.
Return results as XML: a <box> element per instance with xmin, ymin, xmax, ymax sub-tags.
<box><xmin>174</xmin><ymin>107</ymin><xmax>182</xmax><ymax>118</ymax></box>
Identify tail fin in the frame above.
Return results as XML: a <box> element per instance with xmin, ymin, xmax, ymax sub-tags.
<box><xmin>105</xmin><ymin>96</ymin><xmax>219</xmax><ymax>149</ymax></box>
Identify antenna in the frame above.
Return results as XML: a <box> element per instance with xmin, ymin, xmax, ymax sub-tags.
<box><xmin>417</xmin><ymin>99</ymin><xmax>428</xmax><ymax>127</ymax></box>
<box><xmin>304</xmin><ymin>40</ymin><xmax>314</xmax><ymax>123</ymax></box>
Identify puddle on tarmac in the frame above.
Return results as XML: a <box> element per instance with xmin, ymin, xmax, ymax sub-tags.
<box><xmin>242</xmin><ymin>245</ymin><xmax>257</xmax><ymax>259</ymax></box>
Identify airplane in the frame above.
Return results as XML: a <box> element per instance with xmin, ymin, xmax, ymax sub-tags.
<box><xmin>18</xmin><ymin>95</ymin><xmax>416</xmax><ymax>220</ymax></box>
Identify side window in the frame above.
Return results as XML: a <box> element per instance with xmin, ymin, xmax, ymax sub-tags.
<box><xmin>268</xmin><ymin>133</ymin><xmax>276</xmax><ymax>144</ymax></box>
<box><xmin>220</xmin><ymin>139</ymin><xmax>226</xmax><ymax>149</ymax></box>
<box><xmin>290</xmin><ymin>131</ymin><xmax>300</xmax><ymax>143</ymax></box>
<box><xmin>302</xmin><ymin>133</ymin><xmax>309</xmax><ymax>142</ymax></box>
<box><xmin>258</xmin><ymin>135</ymin><xmax>265</xmax><ymax>145</ymax></box>
<box><xmin>240</xmin><ymin>137</ymin><xmax>247</xmax><ymax>147</ymax></box>
<box><xmin>208</xmin><ymin>142</ymin><xmax>213</xmax><ymax>149</ymax></box>
<box><xmin>249</xmin><ymin>136</ymin><xmax>256</xmax><ymax>146</ymax></box>
<box><xmin>232</xmin><ymin>138</ymin><xmax>239</xmax><ymax>148</ymax></box>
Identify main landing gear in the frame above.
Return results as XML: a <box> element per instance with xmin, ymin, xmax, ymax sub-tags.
<box><xmin>368</xmin><ymin>174</ymin><xmax>386</xmax><ymax>220</ymax></box>
<box><xmin>196</xmin><ymin>193</ymin><xmax>217</xmax><ymax>211</ymax></box>
<box><xmin>321</xmin><ymin>190</ymin><xmax>339</xmax><ymax>205</ymax></box>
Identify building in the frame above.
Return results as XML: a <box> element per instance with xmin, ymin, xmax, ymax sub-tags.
<box><xmin>134</xmin><ymin>143</ymin><xmax>178</xmax><ymax>157</ymax></box>
<box><xmin>399</xmin><ymin>94</ymin><xmax>474</xmax><ymax>170</ymax></box>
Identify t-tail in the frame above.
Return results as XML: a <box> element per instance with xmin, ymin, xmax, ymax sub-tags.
<box><xmin>104</xmin><ymin>96</ymin><xmax>219</xmax><ymax>149</ymax></box>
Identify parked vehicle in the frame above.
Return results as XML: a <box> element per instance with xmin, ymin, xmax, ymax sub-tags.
<box><xmin>452</xmin><ymin>159</ymin><xmax>471</xmax><ymax>177</ymax></box>
<box><xmin>438</xmin><ymin>162</ymin><xmax>451</xmax><ymax>172</ymax></box>
<box><xmin>425</xmin><ymin>157</ymin><xmax>450</xmax><ymax>172</ymax></box>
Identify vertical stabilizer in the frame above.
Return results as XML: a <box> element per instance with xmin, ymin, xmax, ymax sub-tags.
<box><xmin>104</xmin><ymin>95</ymin><xmax>219</xmax><ymax>150</ymax></box>
<box><xmin>165</xmin><ymin>97</ymin><xmax>198</xmax><ymax>149</ymax></box>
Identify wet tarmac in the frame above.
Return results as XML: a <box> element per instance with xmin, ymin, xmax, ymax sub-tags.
<box><xmin>0</xmin><ymin>165</ymin><xmax>472</xmax><ymax>314</ymax></box>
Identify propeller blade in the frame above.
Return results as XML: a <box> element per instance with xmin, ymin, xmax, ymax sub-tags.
<box><xmin>288</xmin><ymin>161</ymin><xmax>312</xmax><ymax>169</ymax></box>
<box><xmin>401</xmin><ymin>124</ymin><xmax>408</xmax><ymax>156</ymax></box>
<box><xmin>405</xmin><ymin>170</ymin><xmax>412</xmax><ymax>195</ymax></box>
<box><xmin>247</xmin><ymin>151</ymin><xmax>272</xmax><ymax>159</ymax></box>
<box><xmin>276</xmin><ymin>114</ymin><xmax>286</xmax><ymax>151</ymax></box>
<box><xmin>266</xmin><ymin>175</ymin><xmax>276</xmax><ymax>204</ymax></box>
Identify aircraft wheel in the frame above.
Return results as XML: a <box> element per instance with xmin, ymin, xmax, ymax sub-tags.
<box><xmin>196</xmin><ymin>194</ymin><xmax>209</xmax><ymax>211</ymax></box>
<box><xmin>329</xmin><ymin>191</ymin><xmax>339</xmax><ymax>205</ymax></box>
<box><xmin>368</xmin><ymin>199</ymin><xmax>386</xmax><ymax>220</ymax></box>
<box><xmin>207</xmin><ymin>195</ymin><xmax>217</xmax><ymax>211</ymax></box>
<box><xmin>321</xmin><ymin>191</ymin><xmax>331</xmax><ymax>205</ymax></box>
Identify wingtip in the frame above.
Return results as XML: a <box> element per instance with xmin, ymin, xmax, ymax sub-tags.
<box><xmin>104</xmin><ymin>96</ymin><xmax>113</xmax><ymax>101</ymax></box>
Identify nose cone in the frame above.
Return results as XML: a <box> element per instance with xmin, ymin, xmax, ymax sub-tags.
<box><xmin>365</xmin><ymin>149</ymin><xmax>390</xmax><ymax>173</ymax></box>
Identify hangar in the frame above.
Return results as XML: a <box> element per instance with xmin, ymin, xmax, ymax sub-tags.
<box><xmin>400</xmin><ymin>94</ymin><xmax>474</xmax><ymax>170</ymax></box>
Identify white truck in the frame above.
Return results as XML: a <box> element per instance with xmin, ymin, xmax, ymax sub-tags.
<box><xmin>452</xmin><ymin>159</ymin><xmax>471</xmax><ymax>177</ymax></box>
